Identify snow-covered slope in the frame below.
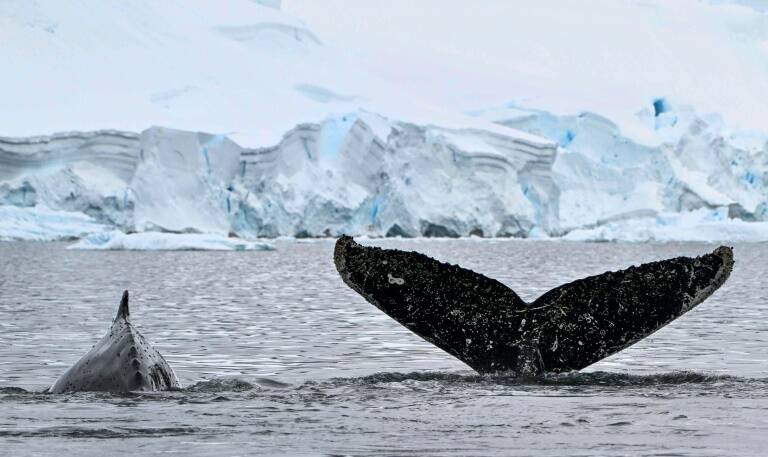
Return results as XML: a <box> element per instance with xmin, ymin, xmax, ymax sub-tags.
<box><xmin>0</xmin><ymin>0</ymin><xmax>505</xmax><ymax>146</ymax></box>
<box><xmin>1</xmin><ymin>0</ymin><xmax>348</xmax><ymax>146</ymax></box>
<box><xmin>289</xmin><ymin>0</ymin><xmax>768</xmax><ymax>140</ymax></box>
<box><xmin>1</xmin><ymin>0</ymin><xmax>767</xmax><ymax>241</ymax></box>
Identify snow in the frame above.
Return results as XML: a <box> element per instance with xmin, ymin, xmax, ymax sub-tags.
<box><xmin>0</xmin><ymin>0</ymin><xmax>533</xmax><ymax>147</ymax></box>
<box><xmin>1</xmin><ymin>1</ymin><xmax>767</xmax><ymax>242</ymax></box>
<box><xmin>7</xmin><ymin>0</ymin><xmax>766</xmax><ymax>146</ymax></box>
<box><xmin>287</xmin><ymin>0</ymin><xmax>768</xmax><ymax>140</ymax></box>
<box><xmin>0</xmin><ymin>205</ymin><xmax>107</xmax><ymax>241</ymax></box>
<box><xmin>69</xmin><ymin>231</ymin><xmax>274</xmax><ymax>251</ymax></box>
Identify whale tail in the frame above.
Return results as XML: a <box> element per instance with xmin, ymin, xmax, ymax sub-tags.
<box><xmin>334</xmin><ymin>235</ymin><xmax>734</xmax><ymax>375</ymax></box>
<box><xmin>115</xmin><ymin>290</ymin><xmax>130</xmax><ymax>321</ymax></box>
<box><xmin>527</xmin><ymin>245</ymin><xmax>733</xmax><ymax>373</ymax></box>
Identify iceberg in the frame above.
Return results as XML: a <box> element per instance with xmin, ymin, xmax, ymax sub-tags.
<box><xmin>69</xmin><ymin>231</ymin><xmax>274</xmax><ymax>251</ymax></box>
<box><xmin>563</xmin><ymin>208</ymin><xmax>768</xmax><ymax>243</ymax></box>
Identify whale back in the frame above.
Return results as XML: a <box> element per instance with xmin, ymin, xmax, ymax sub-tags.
<box><xmin>49</xmin><ymin>291</ymin><xmax>180</xmax><ymax>393</ymax></box>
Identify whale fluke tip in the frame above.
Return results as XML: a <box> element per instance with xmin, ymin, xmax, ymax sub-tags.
<box><xmin>335</xmin><ymin>234</ymin><xmax>354</xmax><ymax>249</ymax></box>
<box><xmin>714</xmin><ymin>245</ymin><xmax>734</xmax><ymax>271</ymax></box>
<box><xmin>116</xmin><ymin>290</ymin><xmax>130</xmax><ymax>321</ymax></box>
<box><xmin>334</xmin><ymin>235</ymin><xmax>355</xmax><ymax>273</ymax></box>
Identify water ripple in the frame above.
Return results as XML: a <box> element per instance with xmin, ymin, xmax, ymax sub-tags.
<box><xmin>1</xmin><ymin>240</ymin><xmax>767</xmax><ymax>455</ymax></box>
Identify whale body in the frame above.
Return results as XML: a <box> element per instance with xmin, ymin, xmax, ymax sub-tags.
<box><xmin>49</xmin><ymin>291</ymin><xmax>180</xmax><ymax>393</ymax></box>
<box><xmin>334</xmin><ymin>236</ymin><xmax>734</xmax><ymax>375</ymax></box>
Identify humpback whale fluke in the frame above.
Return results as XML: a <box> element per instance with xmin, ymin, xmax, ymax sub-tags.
<box><xmin>49</xmin><ymin>290</ymin><xmax>180</xmax><ymax>393</ymax></box>
<box><xmin>334</xmin><ymin>236</ymin><xmax>733</xmax><ymax>375</ymax></box>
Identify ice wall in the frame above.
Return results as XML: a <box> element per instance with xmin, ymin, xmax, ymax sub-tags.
<box><xmin>0</xmin><ymin>119</ymin><xmax>559</xmax><ymax>239</ymax></box>
<box><xmin>495</xmin><ymin>103</ymin><xmax>768</xmax><ymax>235</ymax></box>
<box><xmin>0</xmin><ymin>130</ymin><xmax>140</xmax><ymax>227</ymax></box>
<box><xmin>131</xmin><ymin>128</ymin><xmax>241</xmax><ymax>235</ymax></box>
<box><xmin>234</xmin><ymin>113</ymin><xmax>558</xmax><ymax>238</ymax></box>
<box><xmin>1</xmin><ymin>104</ymin><xmax>765</xmax><ymax>242</ymax></box>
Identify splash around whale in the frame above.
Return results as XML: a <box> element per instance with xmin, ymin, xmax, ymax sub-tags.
<box><xmin>334</xmin><ymin>236</ymin><xmax>734</xmax><ymax>375</ymax></box>
<box><xmin>49</xmin><ymin>291</ymin><xmax>180</xmax><ymax>393</ymax></box>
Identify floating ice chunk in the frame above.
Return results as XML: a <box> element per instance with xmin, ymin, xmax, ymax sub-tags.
<box><xmin>69</xmin><ymin>231</ymin><xmax>275</xmax><ymax>251</ymax></box>
<box><xmin>0</xmin><ymin>205</ymin><xmax>108</xmax><ymax>241</ymax></box>
<box><xmin>564</xmin><ymin>208</ymin><xmax>768</xmax><ymax>242</ymax></box>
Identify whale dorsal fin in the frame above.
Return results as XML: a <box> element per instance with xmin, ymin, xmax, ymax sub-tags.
<box><xmin>115</xmin><ymin>290</ymin><xmax>130</xmax><ymax>321</ymax></box>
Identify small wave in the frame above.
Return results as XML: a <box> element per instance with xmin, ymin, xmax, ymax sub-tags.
<box><xmin>252</xmin><ymin>377</ymin><xmax>292</xmax><ymax>389</ymax></box>
<box><xmin>0</xmin><ymin>386</ymin><xmax>29</xmax><ymax>394</ymax></box>
<box><xmin>323</xmin><ymin>370</ymin><xmax>766</xmax><ymax>388</ymax></box>
<box><xmin>337</xmin><ymin>371</ymin><xmax>482</xmax><ymax>385</ymax></box>
<box><xmin>531</xmin><ymin>370</ymin><xmax>746</xmax><ymax>387</ymax></box>
<box><xmin>0</xmin><ymin>426</ymin><xmax>199</xmax><ymax>439</ymax></box>
<box><xmin>2</xmin><ymin>371</ymin><xmax>763</xmax><ymax>405</ymax></box>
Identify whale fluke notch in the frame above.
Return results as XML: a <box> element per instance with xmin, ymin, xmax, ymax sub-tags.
<box><xmin>116</xmin><ymin>290</ymin><xmax>130</xmax><ymax>321</ymax></box>
<box><xmin>49</xmin><ymin>291</ymin><xmax>180</xmax><ymax>393</ymax></box>
<box><xmin>334</xmin><ymin>235</ymin><xmax>734</xmax><ymax>375</ymax></box>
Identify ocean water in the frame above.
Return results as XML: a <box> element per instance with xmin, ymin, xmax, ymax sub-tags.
<box><xmin>0</xmin><ymin>239</ymin><xmax>767</xmax><ymax>456</ymax></box>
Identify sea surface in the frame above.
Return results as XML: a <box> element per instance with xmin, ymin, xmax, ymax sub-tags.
<box><xmin>1</xmin><ymin>239</ymin><xmax>767</xmax><ymax>456</ymax></box>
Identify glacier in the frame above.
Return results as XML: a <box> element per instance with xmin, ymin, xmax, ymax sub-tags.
<box><xmin>0</xmin><ymin>117</ymin><xmax>559</xmax><ymax>240</ymax></box>
<box><xmin>486</xmin><ymin>102</ymin><xmax>768</xmax><ymax>235</ymax></box>
<box><xmin>1</xmin><ymin>0</ymin><xmax>767</xmax><ymax>242</ymax></box>
<box><xmin>1</xmin><ymin>103</ymin><xmax>766</xmax><ymax>242</ymax></box>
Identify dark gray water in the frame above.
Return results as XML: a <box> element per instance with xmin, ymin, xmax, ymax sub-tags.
<box><xmin>1</xmin><ymin>239</ymin><xmax>767</xmax><ymax>456</ymax></box>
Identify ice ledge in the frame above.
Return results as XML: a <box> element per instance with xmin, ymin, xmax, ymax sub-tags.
<box><xmin>563</xmin><ymin>208</ymin><xmax>768</xmax><ymax>243</ymax></box>
<box><xmin>69</xmin><ymin>231</ymin><xmax>275</xmax><ymax>251</ymax></box>
<box><xmin>0</xmin><ymin>205</ymin><xmax>108</xmax><ymax>241</ymax></box>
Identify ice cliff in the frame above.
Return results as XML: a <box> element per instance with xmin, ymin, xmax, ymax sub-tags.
<box><xmin>2</xmin><ymin>103</ymin><xmax>766</xmax><ymax>242</ymax></box>
<box><xmin>0</xmin><ymin>117</ymin><xmax>559</xmax><ymax>239</ymax></box>
<box><xmin>491</xmin><ymin>103</ymin><xmax>768</xmax><ymax>234</ymax></box>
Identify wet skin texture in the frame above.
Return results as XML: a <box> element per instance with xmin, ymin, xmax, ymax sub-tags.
<box><xmin>334</xmin><ymin>236</ymin><xmax>734</xmax><ymax>375</ymax></box>
<box><xmin>49</xmin><ymin>291</ymin><xmax>180</xmax><ymax>393</ymax></box>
